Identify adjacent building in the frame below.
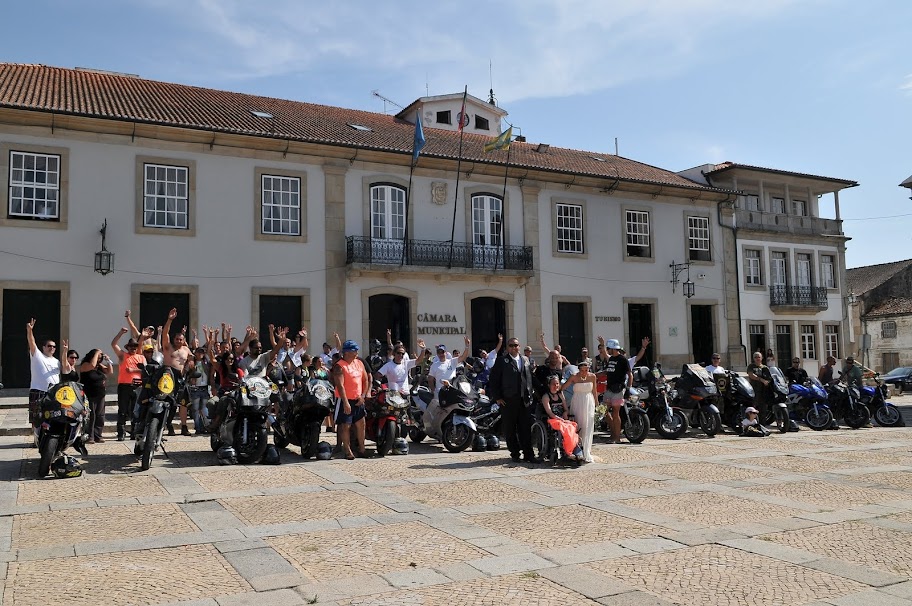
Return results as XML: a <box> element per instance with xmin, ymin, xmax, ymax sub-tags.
<box><xmin>0</xmin><ymin>63</ymin><xmax>853</xmax><ymax>388</ymax></box>
<box><xmin>846</xmin><ymin>259</ymin><xmax>912</xmax><ymax>373</ymax></box>
<box><xmin>679</xmin><ymin>163</ymin><xmax>858</xmax><ymax>373</ymax></box>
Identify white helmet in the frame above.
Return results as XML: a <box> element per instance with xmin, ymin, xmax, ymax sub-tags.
<box><xmin>605</xmin><ymin>339</ymin><xmax>621</xmax><ymax>350</ymax></box>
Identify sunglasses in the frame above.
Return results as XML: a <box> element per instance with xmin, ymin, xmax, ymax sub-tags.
<box><xmin>508</xmin><ymin>343</ymin><xmax>520</xmax><ymax>348</ymax></box>
<box><xmin>68</xmin><ymin>354</ymin><xmax>78</xmax><ymax>359</ymax></box>
<box><xmin>45</xmin><ymin>344</ymin><xmax>57</xmax><ymax>349</ymax></box>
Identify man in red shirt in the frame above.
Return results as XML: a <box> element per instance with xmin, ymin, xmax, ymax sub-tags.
<box><xmin>332</xmin><ymin>340</ymin><xmax>370</xmax><ymax>460</ymax></box>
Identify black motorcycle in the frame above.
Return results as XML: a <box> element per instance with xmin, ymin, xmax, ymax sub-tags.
<box><xmin>714</xmin><ymin>370</ymin><xmax>758</xmax><ymax>432</ymax></box>
<box><xmin>135</xmin><ymin>365</ymin><xmax>178</xmax><ymax>470</ymax></box>
<box><xmin>611</xmin><ymin>384</ymin><xmax>651</xmax><ymax>443</ymax></box>
<box><xmin>826</xmin><ymin>381</ymin><xmax>870</xmax><ymax>429</ymax></box>
<box><xmin>274</xmin><ymin>377</ymin><xmax>334</xmax><ymax>459</ymax></box>
<box><xmin>636</xmin><ymin>365</ymin><xmax>688</xmax><ymax>439</ymax></box>
<box><xmin>37</xmin><ymin>381</ymin><xmax>89</xmax><ymax>477</ymax></box>
<box><xmin>210</xmin><ymin>376</ymin><xmax>274</xmax><ymax>464</ymax></box>
<box><xmin>671</xmin><ymin>364</ymin><xmax>722</xmax><ymax>436</ymax></box>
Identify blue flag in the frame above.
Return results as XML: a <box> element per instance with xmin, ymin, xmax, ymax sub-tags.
<box><xmin>412</xmin><ymin>112</ymin><xmax>426</xmax><ymax>163</ymax></box>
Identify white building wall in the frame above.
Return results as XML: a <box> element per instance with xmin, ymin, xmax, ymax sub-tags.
<box><xmin>0</xmin><ymin>130</ymin><xmax>327</xmax><ymax>354</ymax></box>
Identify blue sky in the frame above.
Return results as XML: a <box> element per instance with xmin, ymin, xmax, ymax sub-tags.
<box><xmin>4</xmin><ymin>0</ymin><xmax>910</xmax><ymax>268</ymax></box>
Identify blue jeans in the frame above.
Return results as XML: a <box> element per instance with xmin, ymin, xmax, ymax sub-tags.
<box><xmin>190</xmin><ymin>387</ymin><xmax>210</xmax><ymax>430</ymax></box>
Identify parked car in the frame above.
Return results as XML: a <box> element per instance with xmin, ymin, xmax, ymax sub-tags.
<box><xmin>882</xmin><ymin>367</ymin><xmax>912</xmax><ymax>395</ymax></box>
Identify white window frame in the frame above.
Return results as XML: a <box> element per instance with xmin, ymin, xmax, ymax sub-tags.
<box><xmin>625</xmin><ymin>209</ymin><xmax>651</xmax><ymax>258</ymax></box>
<box><xmin>687</xmin><ymin>216</ymin><xmax>711</xmax><ymax>262</ymax></box>
<box><xmin>771</xmin><ymin>197</ymin><xmax>785</xmax><ymax>214</ymax></box>
<box><xmin>260</xmin><ymin>174</ymin><xmax>301</xmax><ymax>236</ymax></box>
<box><xmin>821</xmin><ymin>255</ymin><xmax>836</xmax><ymax>289</ymax></box>
<box><xmin>770</xmin><ymin>251</ymin><xmax>788</xmax><ymax>287</ymax></box>
<box><xmin>800</xmin><ymin>324</ymin><xmax>816</xmax><ymax>359</ymax></box>
<box><xmin>556</xmin><ymin>203</ymin><xmax>583</xmax><ymax>254</ymax></box>
<box><xmin>143</xmin><ymin>163</ymin><xmax>189</xmax><ymax>229</ymax></box>
<box><xmin>370</xmin><ymin>184</ymin><xmax>406</xmax><ymax>241</ymax></box>
<box><xmin>882</xmin><ymin>321</ymin><xmax>897</xmax><ymax>339</ymax></box>
<box><xmin>824</xmin><ymin>325</ymin><xmax>839</xmax><ymax>359</ymax></box>
<box><xmin>792</xmin><ymin>199</ymin><xmax>807</xmax><ymax>216</ymax></box>
<box><xmin>796</xmin><ymin>253</ymin><xmax>812</xmax><ymax>288</ymax></box>
<box><xmin>744</xmin><ymin>249</ymin><xmax>762</xmax><ymax>286</ymax></box>
<box><xmin>8</xmin><ymin>150</ymin><xmax>60</xmax><ymax>220</ymax></box>
<box><xmin>745</xmin><ymin>195</ymin><xmax>760</xmax><ymax>211</ymax></box>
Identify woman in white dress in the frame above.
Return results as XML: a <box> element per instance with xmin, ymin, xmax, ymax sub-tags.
<box><xmin>563</xmin><ymin>359</ymin><xmax>597</xmax><ymax>463</ymax></box>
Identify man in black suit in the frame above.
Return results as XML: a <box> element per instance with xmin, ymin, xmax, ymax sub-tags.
<box><xmin>487</xmin><ymin>337</ymin><xmax>539</xmax><ymax>463</ymax></box>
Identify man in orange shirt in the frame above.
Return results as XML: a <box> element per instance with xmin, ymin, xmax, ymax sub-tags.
<box><xmin>112</xmin><ymin>324</ymin><xmax>149</xmax><ymax>440</ymax></box>
<box><xmin>332</xmin><ymin>340</ymin><xmax>370</xmax><ymax>460</ymax></box>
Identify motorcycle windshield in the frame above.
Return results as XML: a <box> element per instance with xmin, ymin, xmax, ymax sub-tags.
<box><xmin>808</xmin><ymin>377</ymin><xmax>828</xmax><ymax>399</ymax></box>
<box><xmin>733</xmin><ymin>375</ymin><xmax>755</xmax><ymax>399</ymax></box>
<box><xmin>243</xmin><ymin>377</ymin><xmax>272</xmax><ymax>406</ymax></box>
<box><xmin>769</xmin><ymin>366</ymin><xmax>789</xmax><ymax>395</ymax></box>
<box><xmin>308</xmin><ymin>379</ymin><xmax>334</xmax><ymax>404</ymax></box>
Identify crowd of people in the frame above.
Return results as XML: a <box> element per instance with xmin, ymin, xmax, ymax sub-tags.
<box><xmin>24</xmin><ymin>311</ymin><xmax>877</xmax><ymax>462</ymax></box>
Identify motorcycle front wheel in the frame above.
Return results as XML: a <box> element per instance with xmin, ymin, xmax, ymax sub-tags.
<box><xmin>623</xmin><ymin>409</ymin><xmax>650</xmax><ymax>444</ymax></box>
<box><xmin>699</xmin><ymin>410</ymin><xmax>722</xmax><ymax>437</ymax></box>
<box><xmin>844</xmin><ymin>405</ymin><xmax>870</xmax><ymax>429</ymax></box>
<box><xmin>806</xmin><ymin>406</ymin><xmax>833</xmax><ymax>431</ymax></box>
<box><xmin>874</xmin><ymin>404</ymin><xmax>903</xmax><ymax>427</ymax></box>
<box><xmin>376</xmin><ymin>421</ymin><xmax>397</xmax><ymax>458</ymax></box>
<box><xmin>141</xmin><ymin>416</ymin><xmax>161</xmax><ymax>471</ymax></box>
<box><xmin>656</xmin><ymin>410</ymin><xmax>688</xmax><ymax>439</ymax></box>
<box><xmin>235</xmin><ymin>424</ymin><xmax>269</xmax><ymax>464</ymax></box>
<box><xmin>408</xmin><ymin>426</ymin><xmax>426</xmax><ymax>443</ymax></box>
<box><xmin>442</xmin><ymin>420</ymin><xmax>474</xmax><ymax>453</ymax></box>
<box><xmin>38</xmin><ymin>434</ymin><xmax>60</xmax><ymax>477</ymax></box>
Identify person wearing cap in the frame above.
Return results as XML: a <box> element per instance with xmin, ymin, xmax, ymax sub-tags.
<box><xmin>842</xmin><ymin>356</ymin><xmax>863</xmax><ymax>388</ymax></box>
<box><xmin>428</xmin><ymin>338</ymin><xmax>471</xmax><ymax>399</ymax></box>
<box><xmin>741</xmin><ymin>406</ymin><xmax>769</xmax><ymax>436</ymax></box>
<box><xmin>596</xmin><ymin>336</ymin><xmax>633</xmax><ymax>444</ymax></box>
<box><xmin>562</xmin><ymin>358</ymin><xmax>598</xmax><ymax>462</ymax></box>
<box><xmin>112</xmin><ymin>322</ymin><xmax>148</xmax><ymax>441</ymax></box>
<box><xmin>332</xmin><ymin>340</ymin><xmax>371</xmax><ymax>459</ymax></box>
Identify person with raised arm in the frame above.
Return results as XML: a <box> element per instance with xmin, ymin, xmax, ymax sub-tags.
<box><xmin>26</xmin><ymin>318</ymin><xmax>60</xmax><ymax>443</ymax></box>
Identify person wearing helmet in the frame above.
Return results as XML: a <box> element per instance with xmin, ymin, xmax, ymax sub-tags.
<box><xmin>332</xmin><ymin>340</ymin><xmax>370</xmax><ymax>460</ymax></box>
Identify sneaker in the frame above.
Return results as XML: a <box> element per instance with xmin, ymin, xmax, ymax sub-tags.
<box><xmin>181</xmin><ymin>425</ymin><xmax>192</xmax><ymax>437</ymax></box>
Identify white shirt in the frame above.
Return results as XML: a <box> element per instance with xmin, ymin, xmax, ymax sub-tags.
<box><xmin>30</xmin><ymin>350</ymin><xmax>60</xmax><ymax>391</ymax></box>
<box><xmin>287</xmin><ymin>348</ymin><xmax>307</xmax><ymax>368</ymax></box>
<box><xmin>320</xmin><ymin>349</ymin><xmax>337</xmax><ymax>366</ymax></box>
<box><xmin>240</xmin><ymin>352</ymin><xmax>272</xmax><ymax>378</ymax></box>
<box><xmin>430</xmin><ymin>356</ymin><xmax>459</xmax><ymax>396</ymax></box>
<box><xmin>378</xmin><ymin>358</ymin><xmax>417</xmax><ymax>392</ymax></box>
<box><xmin>510</xmin><ymin>353</ymin><xmax>521</xmax><ymax>371</ymax></box>
<box><xmin>485</xmin><ymin>349</ymin><xmax>498</xmax><ymax>370</ymax></box>
<box><xmin>706</xmin><ymin>364</ymin><xmax>725</xmax><ymax>374</ymax></box>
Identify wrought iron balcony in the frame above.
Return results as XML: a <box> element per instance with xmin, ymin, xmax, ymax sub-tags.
<box><xmin>769</xmin><ymin>286</ymin><xmax>829</xmax><ymax>309</ymax></box>
<box><xmin>346</xmin><ymin>236</ymin><xmax>533</xmax><ymax>272</ymax></box>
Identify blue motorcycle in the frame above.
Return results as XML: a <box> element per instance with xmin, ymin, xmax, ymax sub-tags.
<box><xmin>787</xmin><ymin>378</ymin><xmax>834</xmax><ymax>431</ymax></box>
<box><xmin>859</xmin><ymin>379</ymin><xmax>904</xmax><ymax>427</ymax></box>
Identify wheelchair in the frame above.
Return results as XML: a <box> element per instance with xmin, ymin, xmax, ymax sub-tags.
<box><xmin>529</xmin><ymin>411</ymin><xmax>581</xmax><ymax>467</ymax></box>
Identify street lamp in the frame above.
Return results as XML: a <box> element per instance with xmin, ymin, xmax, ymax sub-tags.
<box><xmin>670</xmin><ymin>261</ymin><xmax>695</xmax><ymax>298</ymax></box>
<box><xmin>94</xmin><ymin>219</ymin><xmax>114</xmax><ymax>275</ymax></box>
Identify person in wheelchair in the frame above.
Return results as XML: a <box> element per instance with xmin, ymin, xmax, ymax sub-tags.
<box><xmin>540</xmin><ymin>375</ymin><xmax>583</xmax><ymax>462</ymax></box>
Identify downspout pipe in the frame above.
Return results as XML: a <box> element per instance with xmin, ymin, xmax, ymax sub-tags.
<box><xmin>714</xmin><ymin>188</ymin><xmax>746</xmax><ymax>368</ymax></box>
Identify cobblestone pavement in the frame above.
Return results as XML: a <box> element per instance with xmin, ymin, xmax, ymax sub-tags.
<box><xmin>2</xmin><ymin>425</ymin><xmax>912</xmax><ymax>606</ymax></box>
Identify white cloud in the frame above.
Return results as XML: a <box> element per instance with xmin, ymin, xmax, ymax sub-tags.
<box><xmin>152</xmin><ymin>0</ymin><xmax>800</xmax><ymax>103</ymax></box>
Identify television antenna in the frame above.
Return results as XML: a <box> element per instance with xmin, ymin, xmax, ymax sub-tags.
<box><xmin>372</xmin><ymin>90</ymin><xmax>403</xmax><ymax>114</ymax></box>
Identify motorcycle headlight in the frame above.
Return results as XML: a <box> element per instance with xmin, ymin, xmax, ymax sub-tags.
<box><xmin>458</xmin><ymin>382</ymin><xmax>471</xmax><ymax>396</ymax></box>
<box><xmin>312</xmin><ymin>384</ymin><xmax>331</xmax><ymax>401</ymax></box>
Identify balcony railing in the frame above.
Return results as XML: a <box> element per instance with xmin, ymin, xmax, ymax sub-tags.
<box><xmin>769</xmin><ymin>285</ymin><xmax>829</xmax><ymax>309</ymax></box>
<box><xmin>735</xmin><ymin>210</ymin><xmax>842</xmax><ymax>236</ymax></box>
<box><xmin>346</xmin><ymin>236</ymin><xmax>533</xmax><ymax>272</ymax></box>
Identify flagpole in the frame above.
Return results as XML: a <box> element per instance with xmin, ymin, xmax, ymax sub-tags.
<box><xmin>494</xmin><ymin>141</ymin><xmax>511</xmax><ymax>272</ymax></box>
<box><xmin>401</xmin><ymin>163</ymin><xmax>414</xmax><ymax>266</ymax></box>
<box><xmin>448</xmin><ymin>86</ymin><xmax>468</xmax><ymax>269</ymax></box>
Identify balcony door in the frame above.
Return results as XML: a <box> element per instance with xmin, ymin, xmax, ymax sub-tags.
<box><xmin>471</xmin><ymin>194</ymin><xmax>503</xmax><ymax>269</ymax></box>
<box><xmin>771</xmin><ymin>252</ymin><xmax>788</xmax><ymax>288</ymax></box>
<box><xmin>796</xmin><ymin>254</ymin><xmax>812</xmax><ymax>289</ymax></box>
<box><xmin>370</xmin><ymin>184</ymin><xmax>405</xmax><ymax>264</ymax></box>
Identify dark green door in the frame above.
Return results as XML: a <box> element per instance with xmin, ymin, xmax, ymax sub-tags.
<box><xmin>1</xmin><ymin>289</ymin><xmax>61</xmax><ymax>388</ymax></box>
<box><xmin>471</xmin><ymin>297</ymin><xmax>506</xmax><ymax>357</ymax></box>
<box><xmin>258</xmin><ymin>295</ymin><xmax>302</xmax><ymax>344</ymax></box>
<box><xmin>557</xmin><ymin>302</ymin><xmax>586</xmax><ymax>364</ymax></box>
<box><xmin>627</xmin><ymin>303</ymin><xmax>653</xmax><ymax>368</ymax></box>
<box><xmin>139</xmin><ymin>292</ymin><xmax>190</xmax><ymax>343</ymax></box>
<box><xmin>691</xmin><ymin>305</ymin><xmax>714</xmax><ymax>366</ymax></box>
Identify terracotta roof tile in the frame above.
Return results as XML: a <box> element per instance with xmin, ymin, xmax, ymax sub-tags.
<box><xmin>863</xmin><ymin>297</ymin><xmax>912</xmax><ymax>317</ymax></box>
<box><xmin>846</xmin><ymin>259</ymin><xmax>912</xmax><ymax>296</ymax></box>
<box><xmin>707</xmin><ymin>161</ymin><xmax>857</xmax><ymax>187</ymax></box>
<box><xmin>0</xmin><ymin>63</ymin><xmax>726</xmax><ymax>193</ymax></box>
